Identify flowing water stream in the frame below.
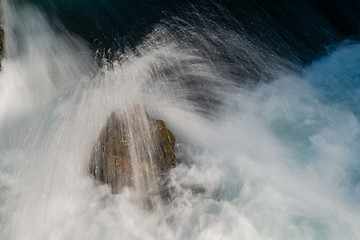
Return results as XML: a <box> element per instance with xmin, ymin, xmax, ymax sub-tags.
<box><xmin>0</xmin><ymin>1</ymin><xmax>360</xmax><ymax>239</ymax></box>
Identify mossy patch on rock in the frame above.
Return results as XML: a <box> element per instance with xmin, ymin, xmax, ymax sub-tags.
<box><xmin>89</xmin><ymin>107</ymin><xmax>177</xmax><ymax>196</ymax></box>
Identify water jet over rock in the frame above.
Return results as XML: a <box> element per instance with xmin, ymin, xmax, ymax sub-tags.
<box><xmin>89</xmin><ymin>106</ymin><xmax>177</xmax><ymax>198</ymax></box>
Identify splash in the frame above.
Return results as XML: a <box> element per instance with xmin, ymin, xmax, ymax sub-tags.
<box><xmin>0</xmin><ymin>1</ymin><xmax>360</xmax><ymax>240</ymax></box>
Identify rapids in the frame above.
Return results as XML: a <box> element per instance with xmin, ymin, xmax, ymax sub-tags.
<box><xmin>0</xmin><ymin>1</ymin><xmax>360</xmax><ymax>240</ymax></box>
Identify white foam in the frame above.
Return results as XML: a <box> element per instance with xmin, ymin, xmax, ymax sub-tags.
<box><xmin>1</xmin><ymin>2</ymin><xmax>360</xmax><ymax>240</ymax></box>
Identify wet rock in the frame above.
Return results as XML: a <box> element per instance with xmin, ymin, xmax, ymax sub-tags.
<box><xmin>89</xmin><ymin>106</ymin><xmax>176</xmax><ymax>196</ymax></box>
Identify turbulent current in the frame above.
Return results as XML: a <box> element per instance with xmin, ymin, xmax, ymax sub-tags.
<box><xmin>0</xmin><ymin>1</ymin><xmax>360</xmax><ymax>240</ymax></box>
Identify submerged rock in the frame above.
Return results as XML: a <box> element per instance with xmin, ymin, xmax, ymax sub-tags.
<box><xmin>89</xmin><ymin>107</ymin><xmax>176</xmax><ymax>196</ymax></box>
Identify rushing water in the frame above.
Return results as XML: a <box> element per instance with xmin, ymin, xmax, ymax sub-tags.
<box><xmin>1</xmin><ymin>1</ymin><xmax>360</xmax><ymax>240</ymax></box>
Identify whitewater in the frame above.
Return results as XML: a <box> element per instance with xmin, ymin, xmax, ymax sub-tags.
<box><xmin>0</xmin><ymin>2</ymin><xmax>360</xmax><ymax>240</ymax></box>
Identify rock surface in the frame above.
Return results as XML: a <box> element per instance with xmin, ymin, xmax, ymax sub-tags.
<box><xmin>89</xmin><ymin>107</ymin><xmax>176</xmax><ymax>195</ymax></box>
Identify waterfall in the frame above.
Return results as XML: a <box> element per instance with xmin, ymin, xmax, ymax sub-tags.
<box><xmin>0</xmin><ymin>1</ymin><xmax>360</xmax><ymax>239</ymax></box>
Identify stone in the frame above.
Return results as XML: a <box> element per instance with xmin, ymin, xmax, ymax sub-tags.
<box><xmin>89</xmin><ymin>106</ymin><xmax>176</xmax><ymax>196</ymax></box>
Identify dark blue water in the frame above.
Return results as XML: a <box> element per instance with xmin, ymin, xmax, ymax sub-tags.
<box><xmin>9</xmin><ymin>0</ymin><xmax>360</xmax><ymax>63</ymax></box>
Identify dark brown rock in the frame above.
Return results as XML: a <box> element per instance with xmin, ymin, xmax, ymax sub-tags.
<box><xmin>89</xmin><ymin>106</ymin><xmax>176</xmax><ymax>195</ymax></box>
